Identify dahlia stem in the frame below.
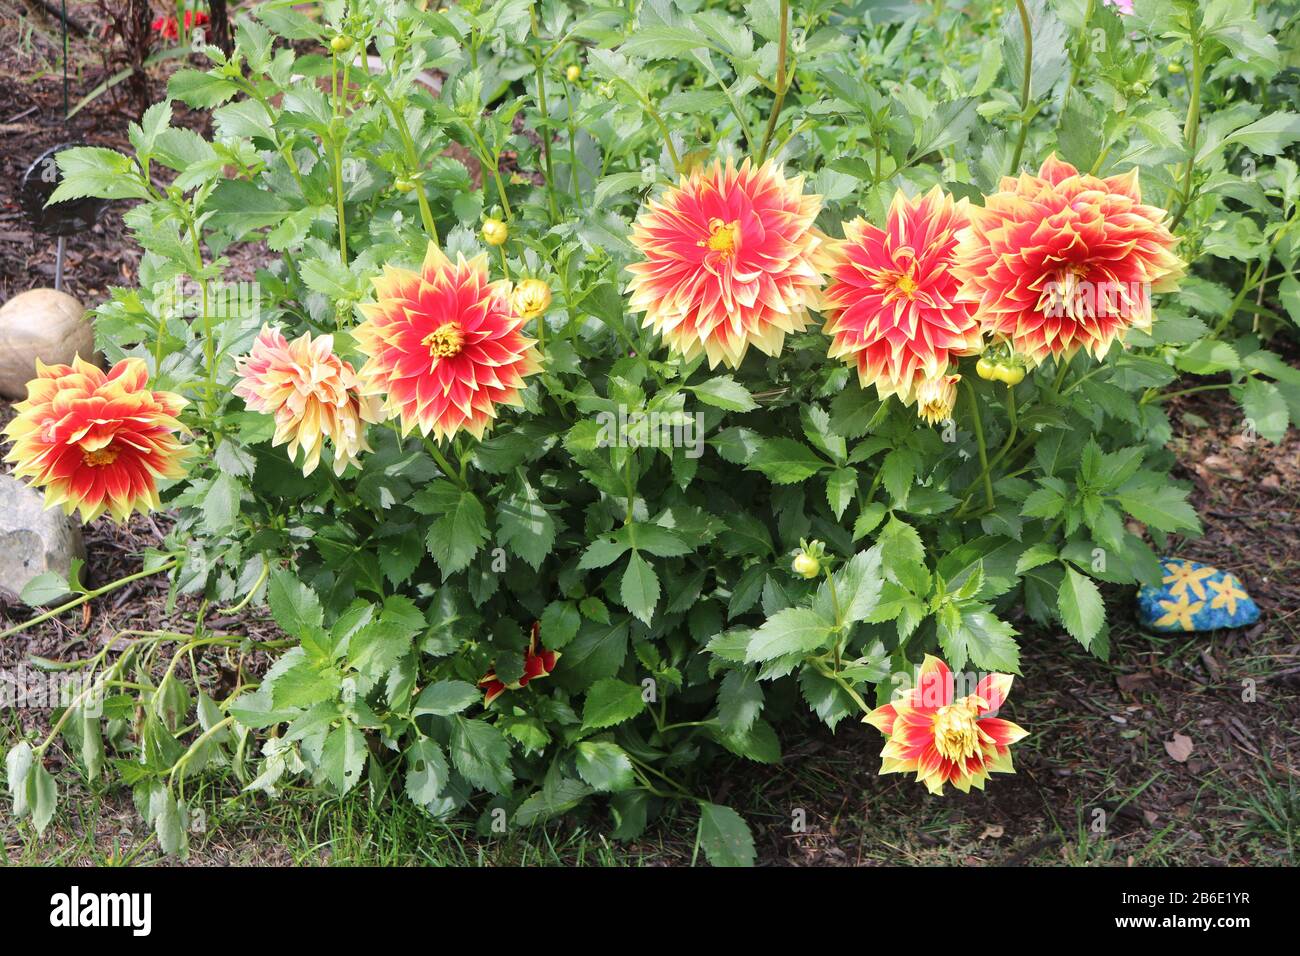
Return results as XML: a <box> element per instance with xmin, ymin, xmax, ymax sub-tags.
<box><xmin>1167</xmin><ymin>23</ymin><xmax>1203</xmax><ymax>233</ymax></box>
<box><xmin>953</xmin><ymin>386</ymin><xmax>1017</xmax><ymax>520</ymax></box>
<box><xmin>814</xmin><ymin>661</ymin><xmax>873</xmax><ymax>717</ymax></box>
<box><xmin>964</xmin><ymin>379</ymin><xmax>996</xmax><ymax>512</ymax></box>
<box><xmin>529</xmin><ymin>11</ymin><xmax>560</xmax><ymax>223</ymax></box>
<box><xmin>1058</xmin><ymin>0</ymin><xmax>1094</xmax><ymax>124</ymax></box>
<box><xmin>215</xmin><ymin>560</ymin><xmax>269</xmax><ymax>615</ymax></box>
<box><xmin>423</xmin><ymin>437</ymin><xmax>466</xmax><ymax>490</ymax></box>
<box><xmin>615</xmin><ymin>77</ymin><xmax>681</xmax><ymax>174</ymax></box>
<box><xmin>331</xmin><ymin>51</ymin><xmax>349</xmax><ymax>269</ymax></box>
<box><xmin>1008</xmin><ymin>0</ymin><xmax>1033</xmax><ymax>176</ymax></box>
<box><xmin>755</xmin><ymin>0</ymin><xmax>790</xmax><ymax>165</ymax></box>
<box><xmin>0</xmin><ymin>559</ymin><xmax>180</xmax><ymax>641</ymax></box>
<box><xmin>376</xmin><ymin>85</ymin><xmax>439</xmax><ymax>244</ymax></box>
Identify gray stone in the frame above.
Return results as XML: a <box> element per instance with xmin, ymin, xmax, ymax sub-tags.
<box><xmin>0</xmin><ymin>474</ymin><xmax>84</xmax><ymax>604</ymax></box>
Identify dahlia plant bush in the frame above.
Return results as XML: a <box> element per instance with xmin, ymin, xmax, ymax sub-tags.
<box><xmin>5</xmin><ymin>0</ymin><xmax>1299</xmax><ymax>864</ymax></box>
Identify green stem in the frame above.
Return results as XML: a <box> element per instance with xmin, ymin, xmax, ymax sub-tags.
<box><xmin>964</xmin><ymin>379</ymin><xmax>995</xmax><ymax>512</ymax></box>
<box><xmin>1144</xmin><ymin>382</ymin><xmax>1233</xmax><ymax>405</ymax></box>
<box><xmin>755</xmin><ymin>0</ymin><xmax>790</xmax><ymax>165</ymax></box>
<box><xmin>1167</xmin><ymin>24</ymin><xmax>1202</xmax><ymax>233</ymax></box>
<box><xmin>1</xmin><ymin>559</ymin><xmax>180</xmax><ymax>640</ymax></box>
<box><xmin>1008</xmin><ymin>0</ymin><xmax>1033</xmax><ymax>175</ymax></box>
<box><xmin>423</xmin><ymin>437</ymin><xmax>467</xmax><ymax>490</ymax></box>
<box><xmin>615</xmin><ymin>77</ymin><xmax>681</xmax><ymax>174</ymax></box>
<box><xmin>532</xmin><ymin>52</ymin><xmax>560</xmax><ymax>222</ymax></box>
<box><xmin>377</xmin><ymin>87</ymin><xmax>439</xmax><ymax>243</ymax></box>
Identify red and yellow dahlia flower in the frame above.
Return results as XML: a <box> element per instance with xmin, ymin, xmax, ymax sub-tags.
<box><xmin>2</xmin><ymin>357</ymin><xmax>191</xmax><ymax>523</ymax></box>
<box><xmin>821</xmin><ymin>187</ymin><xmax>983</xmax><ymax>403</ymax></box>
<box><xmin>916</xmin><ymin>373</ymin><xmax>960</xmax><ymax>425</ymax></box>
<box><xmin>864</xmin><ymin>655</ymin><xmax>1028</xmax><ymax>795</ymax></box>
<box><xmin>478</xmin><ymin>622</ymin><xmax>560</xmax><ymax>706</ymax></box>
<box><xmin>626</xmin><ymin>157</ymin><xmax>824</xmax><ymax>368</ymax></box>
<box><xmin>233</xmin><ymin>326</ymin><xmax>382</xmax><ymax>477</ymax></box>
<box><xmin>354</xmin><ymin>243</ymin><xmax>542</xmax><ymax>441</ymax></box>
<box><xmin>951</xmin><ymin>154</ymin><xmax>1184</xmax><ymax>365</ymax></box>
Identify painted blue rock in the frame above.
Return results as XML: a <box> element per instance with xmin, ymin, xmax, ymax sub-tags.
<box><xmin>1136</xmin><ymin>558</ymin><xmax>1260</xmax><ymax>632</ymax></box>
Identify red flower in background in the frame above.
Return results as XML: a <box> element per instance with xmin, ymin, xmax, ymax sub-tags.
<box><xmin>152</xmin><ymin>10</ymin><xmax>210</xmax><ymax>42</ymax></box>
<box><xmin>478</xmin><ymin>622</ymin><xmax>560</xmax><ymax>706</ymax></box>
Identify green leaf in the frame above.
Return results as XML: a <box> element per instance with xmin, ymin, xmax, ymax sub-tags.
<box><xmin>747</xmin><ymin>438</ymin><xmax>828</xmax><ymax>483</ymax></box>
<box><xmin>1175</xmin><ymin>339</ymin><xmax>1239</xmax><ymax>375</ymax></box>
<box><xmin>413</xmin><ymin>680</ymin><xmax>481</xmax><ymax>716</ymax></box>
<box><xmin>450</xmin><ymin>717</ymin><xmax>513</xmax><ymax>794</ymax></box>
<box><xmin>539</xmin><ymin>600</ymin><xmax>582</xmax><ymax>649</ymax></box>
<box><xmin>627</xmin><ymin>523</ymin><xmax>693</xmax><ymax>557</ymax></box>
<box><xmin>201</xmin><ymin>472</ymin><xmax>242</xmax><ymax>534</ymax></box>
<box><xmin>425</xmin><ymin>491</ymin><xmax>488</xmax><ymax>577</ymax></box>
<box><xmin>26</xmin><ymin>759</ymin><xmax>57</xmax><ymax>832</ymax></box>
<box><xmin>578</xmin><ymin>536</ymin><xmax>630</xmax><ymax>570</ymax></box>
<box><xmin>1218</xmin><ymin>111</ymin><xmax>1300</xmax><ymax>156</ymax></box>
<box><xmin>49</xmin><ymin>147</ymin><xmax>150</xmax><ymax>203</ymax></box>
<box><xmin>581</xmin><ymin>678</ymin><xmax>646</xmax><ymax>730</ymax></box>
<box><xmin>153</xmin><ymin>792</ymin><xmax>186</xmax><ymax>857</ymax></box>
<box><xmin>717</xmin><ymin>668</ymin><xmax>763</xmax><ymax>734</ymax></box>
<box><xmin>690</xmin><ymin>375</ymin><xmax>758</xmax><ymax>412</ymax></box>
<box><xmin>405</xmin><ymin>738</ymin><xmax>450</xmax><ymax>808</ymax></box>
<box><xmin>697</xmin><ymin>802</ymin><xmax>756</xmax><ymax>867</ymax></box>
<box><xmin>6</xmin><ymin>743</ymin><xmax>33</xmax><ymax>818</ymax></box>
<box><xmin>1059</xmin><ymin>567</ymin><xmax>1105</xmax><ymax>649</ymax></box>
<box><xmin>321</xmin><ymin>720</ymin><xmax>368</xmax><ymax>794</ymax></box>
<box><xmin>167</xmin><ymin>69</ymin><xmax>240</xmax><ymax>108</ymax></box>
<box><xmin>575</xmin><ymin>741</ymin><xmax>636</xmax><ymax>792</ymax></box>
<box><xmin>19</xmin><ymin>572</ymin><xmax>72</xmax><ymax>606</ymax></box>
<box><xmin>1115</xmin><ymin>483</ymin><xmax>1200</xmax><ymax>534</ymax></box>
<box><xmin>620</xmin><ymin>552</ymin><xmax>660</xmax><ymax>625</ymax></box>
<box><xmin>881</xmin><ymin>448</ymin><xmax>915</xmax><ymax>505</ymax></box>
<box><xmin>267</xmin><ymin>570</ymin><xmax>324</xmax><ymax>636</ymax></box>
<box><xmin>496</xmin><ymin>477</ymin><xmax>555</xmax><ymax>569</ymax></box>
<box><xmin>832</xmin><ymin>547</ymin><xmax>884</xmax><ymax>624</ymax></box>
<box><xmin>744</xmin><ymin>608</ymin><xmax>833</xmax><ymax>663</ymax></box>
<box><xmin>825</xmin><ymin>468</ymin><xmax>856</xmax><ymax>520</ymax></box>
<box><xmin>1240</xmin><ymin>378</ymin><xmax>1289</xmax><ymax>443</ymax></box>
<box><xmin>1015</xmin><ymin>542</ymin><xmax>1058</xmax><ymax>574</ymax></box>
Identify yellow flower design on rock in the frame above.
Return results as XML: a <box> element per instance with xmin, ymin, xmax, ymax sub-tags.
<box><xmin>1153</xmin><ymin>592</ymin><xmax>1204</xmax><ymax>631</ymax></box>
<box><xmin>1208</xmin><ymin>575</ymin><xmax>1249</xmax><ymax>616</ymax></box>
<box><xmin>1162</xmin><ymin>560</ymin><xmax>1217</xmax><ymax>601</ymax></box>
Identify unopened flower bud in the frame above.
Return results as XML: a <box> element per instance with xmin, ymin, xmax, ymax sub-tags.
<box><xmin>482</xmin><ymin>217</ymin><xmax>508</xmax><ymax>246</ymax></box>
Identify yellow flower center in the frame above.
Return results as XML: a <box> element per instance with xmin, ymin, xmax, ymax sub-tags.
<box><xmin>703</xmin><ymin>218</ymin><xmax>741</xmax><ymax>257</ymax></box>
<box><xmin>896</xmin><ymin>273</ymin><xmax>918</xmax><ymax>297</ymax></box>
<box><xmin>83</xmin><ymin>446</ymin><xmax>120</xmax><ymax>468</ymax></box>
<box><xmin>932</xmin><ymin>697</ymin><xmax>982</xmax><ymax>763</ymax></box>
<box><xmin>423</xmin><ymin>323</ymin><xmax>464</xmax><ymax>360</ymax></box>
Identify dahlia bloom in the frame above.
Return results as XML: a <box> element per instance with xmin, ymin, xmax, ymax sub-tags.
<box><xmin>626</xmin><ymin>158</ymin><xmax>823</xmax><ymax>368</ymax></box>
<box><xmin>916</xmin><ymin>373</ymin><xmax>960</xmax><ymax>425</ymax></box>
<box><xmin>479</xmin><ymin>622</ymin><xmax>560</xmax><ymax>706</ymax></box>
<box><xmin>3</xmin><ymin>357</ymin><xmax>191</xmax><ymax>523</ymax></box>
<box><xmin>1103</xmin><ymin>0</ymin><xmax>1134</xmax><ymax>14</ymax></box>
<box><xmin>233</xmin><ymin>326</ymin><xmax>381</xmax><ymax>477</ymax></box>
<box><xmin>511</xmin><ymin>279</ymin><xmax>552</xmax><ymax>320</ymax></box>
<box><xmin>354</xmin><ymin>243</ymin><xmax>542</xmax><ymax>441</ymax></box>
<box><xmin>821</xmin><ymin>187</ymin><xmax>983</xmax><ymax>403</ymax></box>
<box><xmin>951</xmin><ymin>154</ymin><xmax>1184</xmax><ymax>366</ymax></box>
<box><xmin>864</xmin><ymin>655</ymin><xmax>1028</xmax><ymax>795</ymax></box>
